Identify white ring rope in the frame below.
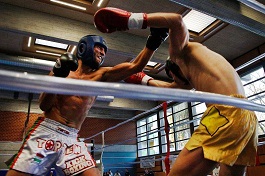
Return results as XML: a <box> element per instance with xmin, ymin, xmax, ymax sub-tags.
<box><xmin>103</xmin><ymin>156</ymin><xmax>176</xmax><ymax>166</ymax></box>
<box><xmin>92</xmin><ymin>113</ymin><xmax>265</xmax><ymax>152</ymax></box>
<box><xmin>93</xmin><ymin>117</ymin><xmax>200</xmax><ymax>152</ymax></box>
<box><xmin>100</xmin><ymin>131</ymin><xmax>105</xmax><ymax>176</ymax></box>
<box><xmin>0</xmin><ymin>70</ymin><xmax>265</xmax><ymax>112</ymax></box>
<box><xmin>84</xmin><ymin>101</ymin><xmax>172</xmax><ymax>141</ymax></box>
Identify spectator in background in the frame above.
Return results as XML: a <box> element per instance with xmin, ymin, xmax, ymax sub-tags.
<box><xmin>108</xmin><ymin>169</ymin><xmax>113</xmax><ymax>176</ymax></box>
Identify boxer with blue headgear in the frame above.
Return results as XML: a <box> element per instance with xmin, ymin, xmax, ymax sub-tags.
<box><xmin>77</xmin><ymin>35</ymin><xmax>108</xmax><ymax>69</ymax></box>
<box><xmin>7</xmin><ymin>13</ymin><xmax>169</xmax><ymax>175</ymax></box>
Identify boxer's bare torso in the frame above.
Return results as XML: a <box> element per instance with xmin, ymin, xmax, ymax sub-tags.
<box><xmin>39</xmin><ymin>47</ymin><xmax>155</xmax><ymax>130</ymax></box>
<box><xmin>175</xmin><ymin>42</ymin><xmax>245</xmax><ymax>96</ymax></box>
<box><xmin>39</xmin><ymin>66</ymin><xmax>112</xmax><ymax>129</ymax></box>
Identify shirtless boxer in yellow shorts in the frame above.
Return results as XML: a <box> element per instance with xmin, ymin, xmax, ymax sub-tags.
<box><xmin>93</xmin><ymin>7</ymin><xmax>258</xmax><ymax>176</ymax></box>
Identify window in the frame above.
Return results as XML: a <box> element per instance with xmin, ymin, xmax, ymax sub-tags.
<box><xmin>183</xmin><ymin>10</ymin><xmax>216</xmax><ymax>33</ymax></box>
<box><xmin>137</xmin><ymin>102</ymin><xmax>191</xmax><ymax>157</ymax></box>
<box><xmin>191</xmin><ymin>102</ymin><xmax>207</xmax><ymax>129</ymax></box>
<box><xmin>241</xmin><ymin>66</ymin><xmax>265</xmax><ymax>136</ymax></box>
<box><xmin>137</xmin><ymin>65</ymin><xmax>265</xmax><ymax>158</ymax></box>
<box><xmin>137</xmin><ymin>114</ymin><xmax>159</xmax><ymax>157</ymax></box>
<box><xmin>172</xmin><ymin>103</ymin><xmax>190</xmax><ymax>151</ymax></box>
<box><xmin>160</xmin><ymin>103</ymin><xmax>190</xmax><ymax>153</ymax></box>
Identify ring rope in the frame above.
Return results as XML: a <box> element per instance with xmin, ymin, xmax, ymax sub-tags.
<box><xmin>163</xmin><ymin>102</ymin><xmax>170</xmax><ymax>176</ymax></box>
<box><xmin>0</xmin><ymin>70</ymin><xmax>264</xmax><ymax>112</ymax></box>
<box><xmin>100</xmin><ymin>132</ymin><xmax>105</xmax><ymax>176</ymax></box>
<box><xmin>84</xmin><ymin>101</ymin><xmax>172</xmax><ymax>141</ymax></box>
<box><xmin>101</xmin><ymin>155</ymin><xmax>177</xmax><ymax>170</ymax></box>
<box><xmin>92</xmin><ymin>114</ymin><xmax>265</xmax><ymax>154</ymax></box>
<box><xmin>93</xmin><ymin>117</ymin><xmax>200</xmax><ymax>152</ymax></box>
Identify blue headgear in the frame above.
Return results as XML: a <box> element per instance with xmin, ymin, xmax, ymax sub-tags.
<box><xmin>77</xmin><ymin>35</ymin><xmax>108</xmax><ymax>69</ymax></box>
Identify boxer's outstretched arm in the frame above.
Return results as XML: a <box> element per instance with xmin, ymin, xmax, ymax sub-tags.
<box><xmin>124</xmin><ymin>72</ymin><xmax>192</xmax><ymax>89</ymax></box>
<box><xmin>101</xmin><ymin>47</ymin><xmax>155</xmax><ymax>82</ymax></box>
<box><xmin>94</xmin><ymin>8</ymin><xmax>189</xmax><ymax>59</ymax></box>
<box><xmin>101</xmin><ymin>28</ymin><xmax>168</xmax><ymax>82</ymax></box>
<box><xmin>146</xmin><ymin>13</ymin><xmax>189</xmax><ymax>61</ymax></box>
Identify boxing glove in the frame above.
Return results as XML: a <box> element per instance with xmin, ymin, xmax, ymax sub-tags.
<box><xmin>53</xmin><ymin>53</ymin><xmax>78</xmax><ymax>77</ymax></box>
<box><xmin>146</xmin><ymin>28</ymin><xmax>169</xmax><ymax>51</ymax></box>
<box><xmin>94</xmin><ymin>7</ymin><xmax>147</xmax><ymax>33</ymax></box>
<box><xmin>124</xmin><ymin>72</ymin><xmax>153</xmax><ymax>85</ymax></box>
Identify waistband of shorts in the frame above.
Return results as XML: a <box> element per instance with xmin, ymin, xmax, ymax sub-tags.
<box><xmin>206</xmin><ymin>94</ymin><xmax>247</xmax><ymax>108</ymax></box>
<box><xmin>230</xmin><ymin>94</ymin><xmax>247</xmax><ymax>99</ymax></box>
<box><xmin>39</xmin><ymin>117</ymin><xmax>79</xmax><ymax>136</ymax></box>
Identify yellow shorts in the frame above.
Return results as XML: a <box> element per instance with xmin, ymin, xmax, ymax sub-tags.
<box><xmin>185</xmin><ymin>95</ymin><xmax>258</xmax><ymax>166</ymax></box>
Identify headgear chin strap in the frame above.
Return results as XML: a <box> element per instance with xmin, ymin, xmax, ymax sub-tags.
<box><xmin>165</xmin><ymin>57</ymin><xmax>189</xmax><ymax>85</ymax></box>
<box><xmin>77</xmin><ymin>35</ymin><xmax>108</xmax><ymax>69</ymax></box>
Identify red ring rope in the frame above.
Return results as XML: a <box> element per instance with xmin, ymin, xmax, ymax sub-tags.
<box><xmin>163</xmin><ymin>102</ymin><xmax>170</xmax><ymax>175</ymax></box>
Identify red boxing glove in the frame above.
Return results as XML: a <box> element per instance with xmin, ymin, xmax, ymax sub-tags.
<box><xmin>94</xmin><ymin>7</ymin><xmax>147</xmax><ymax>33</ymax></box>
<box><xmin>124</xmin><ymin>72</ymin><xmax>153</xmax><ymax>85</ymax></box>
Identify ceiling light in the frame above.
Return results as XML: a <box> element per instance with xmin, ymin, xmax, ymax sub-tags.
<box><xmin>183</xmin><ymin>10</ymin><xmax>216</xmax><ymax>33</ymax></box>
<box><xmin>97</xmin><ymin>0</ymin><xmax>104</xmax><ymax>7</ymax></box>
<box><xmin>35</xmin><ymin>38</ymin><xmax>68</xmax><ymax>50</ymax></box>
<box><xmin>28</xmin><ymin>37</ymin><xmax>32</xmax><ymax>47</ymax></box>
<box><xmin>70</xmin><ymin>46</ymin><xmax>76</xmax><ymax>54</ymax></box>
<box><xmin>147</xmin><ymin>61</ymin><xmax>158</xmax><ymax>67</ymax></box>
<box><xmin>50</xmin><ymin>0</ymin><xmax>86</xmax><ymax>10</ymax></box>
<box><xmin>92</xmin><ymin>0</ymin><xmax>110</xmax><ymax>8</ymax></box>
<box><xmin>96</xmin><ymin>96</ymin><xmax>114</xmax><ymax>102</ymax></box>
<box><xmin>36</xmin><ymin>50</ymin><xmax>62</xmax><ymax>57</ymax></box>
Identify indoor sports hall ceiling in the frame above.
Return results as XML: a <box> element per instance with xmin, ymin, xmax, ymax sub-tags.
<box><xmin>0</xmin><ymin>0</ymin><xmax>264</xmax><ymax>119</ymax></box>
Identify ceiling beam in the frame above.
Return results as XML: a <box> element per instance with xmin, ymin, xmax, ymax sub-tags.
<box><xmin>0</xmin><ymin>1</ymin><xmax>168</xmax><ymax>62</ymax></box>
<box><xmin>93</xmin><ymin>98</ymin><xmax>158</xmax><ymax>111</ymax></box>
<box><xmin>0</xmin><ymin>90</ymin><xmax>158</xmax><ymax>119</ymax></box>
<box><xmin>170</xmin><ymin>0</ymin><xmax>265</xmax><ymax>37</ymax></box>
<box><xmin>0</xmin><ymin>98</ymin><xmax>138</xmax><ymax>119</ymax></box>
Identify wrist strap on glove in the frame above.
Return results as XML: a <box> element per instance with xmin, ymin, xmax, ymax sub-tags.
<box><xmin>141</xmin><ymin>74</ymin><xmax>153</xmax><ymax>85</ymax></box>
<box><xmin>128</xmin><ymin>13</ymin><xmax>147</xmax><ymax>29</ymax></box>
